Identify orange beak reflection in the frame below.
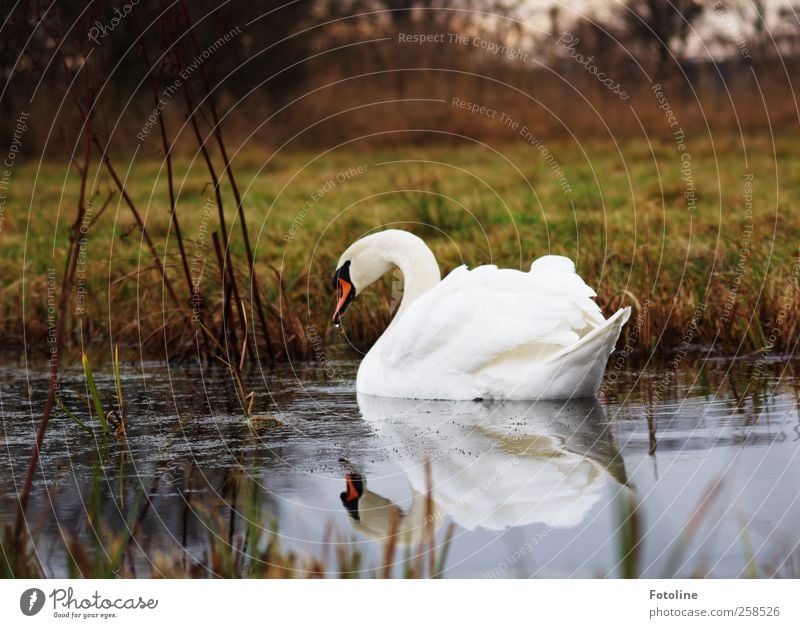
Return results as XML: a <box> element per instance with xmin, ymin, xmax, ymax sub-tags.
<box><xmin>333</xmin><ymin>277</ymin><xmax>354</xmax><ymax>323</ymax></box>
<box><xmin>344</xmin><ymin>474</ymin><xmax>361</xmax><ymax>502</ymax></box>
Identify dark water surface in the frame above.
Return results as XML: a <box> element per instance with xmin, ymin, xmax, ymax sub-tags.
<box><xmin>1</xmin><ymin>357</ymin><xmax>799</xmax><ymax>577</ymax></box>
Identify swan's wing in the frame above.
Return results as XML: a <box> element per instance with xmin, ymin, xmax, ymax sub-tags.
<box><xmin>528</xmin><ymin>255</ymin><xmax>605</xmax><ymax>327</ymax></box>
<box><xmin>380</xmin><ymin>257</ymin><xmax>607</xmax><ymax>373</ymax></box>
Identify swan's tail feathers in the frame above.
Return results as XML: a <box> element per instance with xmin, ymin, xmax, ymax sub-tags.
<box><xmin>542</xmin><ymin>306</ymin><xmax>631</xmax><ymax>396</ymax></box>
<box><xmin>612</xmin><ymin>306</ymin><xmax>632</xmax><ymax>327</ymax></box>
<box><xmin>546</xmin><ymin>307</ymin><xmax>630</xmax><ymax>360</ymax></box>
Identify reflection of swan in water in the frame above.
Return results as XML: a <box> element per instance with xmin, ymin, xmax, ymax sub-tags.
<box><xmin>340</xmin><ymin>473</ymin><xmax>444</xmax><ymax>547</ymax></box>
<box><xmin>340</xmin><ymin>395</ymin><xmax>627</xmax><ymax>544</ymax></box>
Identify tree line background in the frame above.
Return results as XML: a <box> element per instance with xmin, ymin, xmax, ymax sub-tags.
<box><xmin>1</xmin><ymin>0</ymin><xmax>798</xmax><ymax>157</ymax></box>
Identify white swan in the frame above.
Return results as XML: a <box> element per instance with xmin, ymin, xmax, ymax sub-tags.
<box><xmin>332</xmin><ymin>229</ymin><xmax>630</xmax><ymax>400</ymax></box>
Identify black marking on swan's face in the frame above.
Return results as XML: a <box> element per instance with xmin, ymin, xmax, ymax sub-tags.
<box><xmin>332</xmin><ymin>260</ymin><xmax>357</xmax><ymax>323</ymax></box>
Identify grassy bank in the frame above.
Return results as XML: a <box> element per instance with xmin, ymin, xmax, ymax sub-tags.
<box><xmin>2</xmin><ymin>131</ymin><xmax>799</xmax><ymax>362</ymax></box>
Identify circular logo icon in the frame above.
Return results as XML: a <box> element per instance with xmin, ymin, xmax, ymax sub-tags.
<box><xmin>20</xmin><ymin>588</ymin><xmax>45</xmax><ymax>616</ymax></box>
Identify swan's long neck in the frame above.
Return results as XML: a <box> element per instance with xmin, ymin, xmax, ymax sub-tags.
<box><xmin>376</xmin><ymin>232</ymin><xmax>441</xmax><ymax>319</ymax></box>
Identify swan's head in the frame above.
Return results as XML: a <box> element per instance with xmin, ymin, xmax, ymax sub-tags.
<box><xmin>332</xmin><ymin>230</ymin><xmax>440</xmax><ymax>323</ymax></box>
<box><xmin>331</xmin><ymin>233</ymin><xmax>396</xmax><ymax>323</ymax></box>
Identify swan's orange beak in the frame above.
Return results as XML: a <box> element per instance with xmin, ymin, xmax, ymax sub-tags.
<box><xmin>343</xmin><ymin>474</ymin><xmax>361</xmax><ymax>502</ymax></box>
<box><xmin>333</xmin><ymin>277</ymin><xmax>354</xmax><ymax>323</ymax></box>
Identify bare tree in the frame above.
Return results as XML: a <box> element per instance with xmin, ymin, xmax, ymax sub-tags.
<box><xmin>621</xmin><ymin>0</ymin><xmax>705</xmax><ymax>76</ymax></box>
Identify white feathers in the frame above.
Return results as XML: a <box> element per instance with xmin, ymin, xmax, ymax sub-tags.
<box><xmin>340</xmin><ymin>230</ymin><xmax>630</xmax><ymax>400</ymax></box>
<box><xmin>530</xmin><ymin>254</ymin><xmax>576</xmax><ymax>274</ymax></box>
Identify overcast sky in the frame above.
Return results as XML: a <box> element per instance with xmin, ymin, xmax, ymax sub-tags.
<box><xmin>513</xmin><ymin>0</ymin><xmax>798</xmax><ymax>58</ymax></box>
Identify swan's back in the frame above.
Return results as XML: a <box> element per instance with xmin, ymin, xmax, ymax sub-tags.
<box><xmin>385</xmin><ymin>256</ymin><xmax>604</xmax><ymax>359</ymax></box>
<box><xmin>358</xmin><ymin>255</ymin><xmax>629</xmax><ymax>400</ymax></box>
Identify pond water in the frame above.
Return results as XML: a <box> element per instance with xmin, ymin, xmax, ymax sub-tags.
<box><xmin>1</xmin><ymin>356</ymin><xmax>799</xmax><ymax>578</ymax></box>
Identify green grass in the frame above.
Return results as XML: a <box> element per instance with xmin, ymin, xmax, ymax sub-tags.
<box><xmin>3</xmin><ymin>131</ymin><xmax>799</xmax><ymax>360</ymax></box>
